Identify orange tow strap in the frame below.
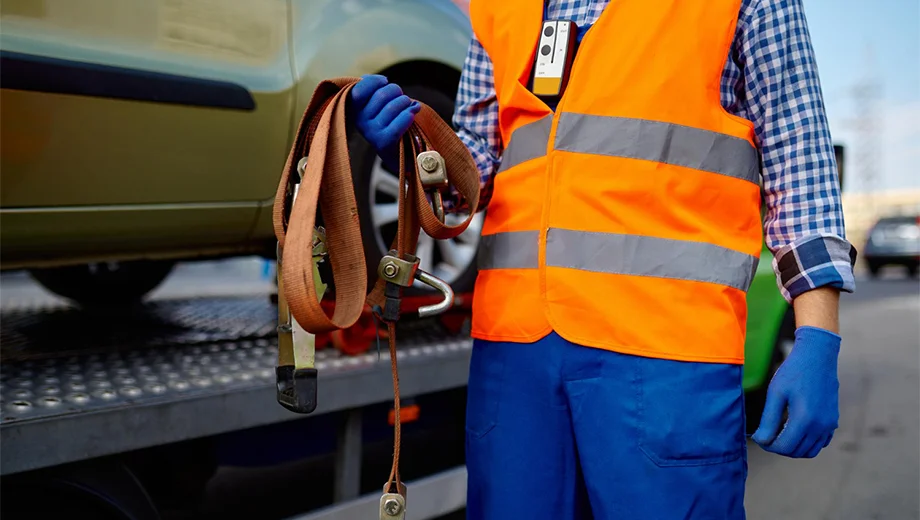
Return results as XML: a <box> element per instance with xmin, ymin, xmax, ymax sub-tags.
<box><xmin>272</xmin><ymin>77</ymin><xmax>480</xmax><ymax>508</ymax></box>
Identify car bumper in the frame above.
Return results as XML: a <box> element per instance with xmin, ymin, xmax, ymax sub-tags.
<box><xmin>863</xmin><ymin>253</ymin><xmax>920</xmax><ymax>266</ymax></box>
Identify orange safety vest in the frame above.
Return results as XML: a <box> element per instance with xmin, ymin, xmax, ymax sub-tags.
<box><xmin>469</xmin><ymin>0</ymin><xmax>763</xmax><ymax>364</ymax></box>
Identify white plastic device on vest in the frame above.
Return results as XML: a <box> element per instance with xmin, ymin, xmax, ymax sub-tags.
<box><xmin>531</xmin><ymin>20</ymin><xmax>577</xmax><ymax>99</ymax></box>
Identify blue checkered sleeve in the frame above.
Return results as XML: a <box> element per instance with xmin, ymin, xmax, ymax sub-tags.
<box><xmin>733</xmin><ymin>0</ymin><xmax>857</xmax><ymax>300</ymax></box>
<box><xmin>451</xmin><ymin>0</ymin><xmax>856</xmax><ymax>300</ymax></box>
<box><xmin>450</xmin><ymin>34</ymin><xmax>502</xmax><ymax>212</ymax></box>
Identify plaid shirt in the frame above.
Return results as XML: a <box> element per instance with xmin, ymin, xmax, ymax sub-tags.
<box><xmin>451</xmin><ymin>0</ymin><xmax>857</xmax><ymax>302</ymax></box>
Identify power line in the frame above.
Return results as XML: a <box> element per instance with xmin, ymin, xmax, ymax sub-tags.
<box><xmin>848</xmin><ymin>45</ymin><xmax>883</xmax><ymax>213</ymax></box>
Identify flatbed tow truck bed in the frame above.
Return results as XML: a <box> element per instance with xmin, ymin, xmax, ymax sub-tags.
<box><xmin>1</xmin><ymin>295</ymin><xmax>472</xmax><ymax>519</ymax></box>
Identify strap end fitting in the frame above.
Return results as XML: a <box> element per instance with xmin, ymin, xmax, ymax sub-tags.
<box><xmin>276</xmin><ymin>365</ymin><xmax>318</xmax><ymax>414</ymax></box>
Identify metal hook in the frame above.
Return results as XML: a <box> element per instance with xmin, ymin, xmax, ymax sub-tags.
<box><xmin>377</xmin><ymin>251</ymin><xmax>454</xmax><ymax>318</ymax></box>
<box><xmin>415</xmin><ymin>270</ymin><xmax>454</xmax><ymax>318</ymax></box>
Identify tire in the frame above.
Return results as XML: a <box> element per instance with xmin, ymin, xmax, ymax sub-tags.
<box><xmin>907</xmin><ymin>264</ymin><xmax>918</xmax><ymax>279</ymax></box>
<box><xmin>867</xmin><ymin>261</ymin><xmax>881</xmax><ymax>278</ymax></box>
<box><xmin>349</xmin><ymin>84</ymin><xmax>484</xmax><ymax>297</ymax></box>
<box><xmin>29</xmin><ymin>260</ymin><xmax>175</xmax><ymax>308</ymax></box>
<box><xmin>745</xmin><ymin>307</ymin><xmax>795</xmax><ymax>435</ymax></box>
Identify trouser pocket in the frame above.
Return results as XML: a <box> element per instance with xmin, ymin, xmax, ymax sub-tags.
<box><xmin>635</xmin><ymin>356</ymin><xmax>745</xmax><ymax>467</ymax></box>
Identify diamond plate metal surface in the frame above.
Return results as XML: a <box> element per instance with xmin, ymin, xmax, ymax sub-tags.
<box><xmin>1</xmin><ymin>337</ymin><xmax>274</xmax><ymax>424</ymax></box>
<box><xmin>0</xmin><ymin>296</ymin><xmax>473</xmax><ymax>427</ymax></box>
<box><xmin>0</xmin><ymin>334</ymin><xmax>472</xmax><ymax>426</ymax></box>
<box><xmin>0</xmin><ymin>296</ymin><xmax>278</xmax><ymax>361</ymax></box>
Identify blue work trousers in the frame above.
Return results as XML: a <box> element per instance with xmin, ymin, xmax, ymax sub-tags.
<box><xmin>465</xmin><ymin>331</ymin><xmax>747</xmax><ymax>520</ymax></box>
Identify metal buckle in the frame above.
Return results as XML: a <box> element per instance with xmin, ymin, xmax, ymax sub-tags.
<box><xmin>312</xmin><ymin>226</ymin><xmax>327</xmax><ymax>257</ymax></box>
<box><xmin>379</xmin><ymin>481</ymin><xmax>407</xmax><ymax>520</ymax></box>
<box><xmin>275</xmin><ymin>155</ymin><xmax>328</xmax><ymax>414</ymax></box>
<box><xmin>377</xmin><ymin>253</ymin><xmax>420</xmax><ymax>288</ymax></box>
<box><xmin>416</xmin><ymin>151</ymin><xmax>449</xmax><ymax>223</ymax></box>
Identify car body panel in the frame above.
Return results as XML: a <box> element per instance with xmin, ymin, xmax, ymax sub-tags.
<box><xmin>0</xmin><ymin>0</ymin><xmax>474</xmax><ymax>268</ymax></box>
<box><xmin>1</xmin><ymin>0</ymin><xmax>295</xmax><ymax>208</ymax></box>
<box><xmin>1</xmin><ymin>203</ymin><xmax>259</xmax><ymax>268</ymax></box>
<box><xmin>0</xmin><ymin>0</ymin><xmax>297</xmax><ymax>267</ymax></box>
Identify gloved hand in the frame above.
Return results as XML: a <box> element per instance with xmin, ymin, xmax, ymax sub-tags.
<box><xmin>350</xmin><ymin>74</ymin><xmax>420</xmax><ymax>171</ymax></box>
<box><xmin>752</xmin><ymin>325</ymin><xmax>841</xmax><ymax>458</ymax></box>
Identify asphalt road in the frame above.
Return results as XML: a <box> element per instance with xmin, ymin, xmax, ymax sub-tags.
<box><xmin>744</xmin><ymin>276</ymin><xmax>920</xmax><ymax>520</ymax></box>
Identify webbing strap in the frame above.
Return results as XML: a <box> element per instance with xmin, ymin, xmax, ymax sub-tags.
<box><xmin>272</xmin><ymin>77</ymin><xmax>480</xmax><ymax>493</ymax></box>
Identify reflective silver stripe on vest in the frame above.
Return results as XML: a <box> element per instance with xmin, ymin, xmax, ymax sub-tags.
<box><xmin>554</xmin><ymin>113</ymin><xmax>760</xmax><ymax>185</ymax></box>
<box><xmin>545</xmin><ymin>228</ymin><xmax>758</xmax><ymax>291</ymax></box>
<box><xmin>477</xmin><ymin>228</ymin><xmax>757</xmax><ymax>291</ymax></box>
<box><xmin>478</xmin><ymin>230</ymin><xmax>540</xmax><ymax>270</ymax></box>
<box><xmin>496</xmin><ymin>115</ymin><xmax>554</xmax><ymax>174</ymax></box>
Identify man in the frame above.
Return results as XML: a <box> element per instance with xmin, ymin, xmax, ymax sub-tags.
<box><xmin>349</xmin><ymin>0</ymin><xmax>856</xmax><ymax>517</ymax></box>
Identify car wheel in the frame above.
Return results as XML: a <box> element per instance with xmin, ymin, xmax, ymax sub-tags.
<box><xmin>745</xmin><ymin>307</ymin><xmax>795</xmax><ymax>435</ymax></box>
<box><xmin>29</xmin><ymin>260</ymin><xmax>175</xmax><ymax>308</ymax></box>
<box><xmin>907</xmin><ymin>264</ymin><xmax>918</xmax><ymax>278</ymax></box>
<box><xmin>349</xmin><ymin>84</ymin><xmax>484</xmax><ymax>296</ymax></box>
<box><xmin>867</xmin><ymin>261</ymin><xmax>881</xmax><ymax>278</ymax></box>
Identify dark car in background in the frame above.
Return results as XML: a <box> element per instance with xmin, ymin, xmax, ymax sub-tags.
<box><xmin>863</xmin><ymin>215</ymin><xmax>920</xmax><ymax>278</ymax></box>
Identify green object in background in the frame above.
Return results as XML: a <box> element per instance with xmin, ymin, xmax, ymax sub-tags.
<box><xmin>740</xmin><ymin>244</ymin><xmax>796</xmax><ymax>434</ymax></box>
<box><xmin>742</xmin><ymin>245</ymin><xmax>790</xmax><ymax>391</ymax></box>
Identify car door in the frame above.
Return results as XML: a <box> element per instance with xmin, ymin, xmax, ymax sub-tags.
<box><xmin>0</xmin><ymin>0</ymin><xmax>296</xmax><ymax>265</ymax></box>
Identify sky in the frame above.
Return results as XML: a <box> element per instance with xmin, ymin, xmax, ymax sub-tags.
<box><xmin>803</xmin><ymin>0</ymin><xmax>919</xmax><ymax>193</ymax></box>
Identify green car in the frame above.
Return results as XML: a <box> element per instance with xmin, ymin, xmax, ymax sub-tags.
<box><xmin>742</xmin><ymin>246</ymin><xmax>795</xmax><ymax>433</ymax></box>
<box><xmin>0</xmin><ymin>0</ymin><xmax>817</xmax><ymax>432</ymax></box>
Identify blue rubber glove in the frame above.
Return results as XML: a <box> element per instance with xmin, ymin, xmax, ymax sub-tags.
<box><xmin>350</xmin><ymin>74</ymin><xmax>421</xmax><ymax>171</ymax></box>
<box><xmin>752</xmin><ymin>325</ymin><xmax>841</xmax><ymax>458</ymax></box>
